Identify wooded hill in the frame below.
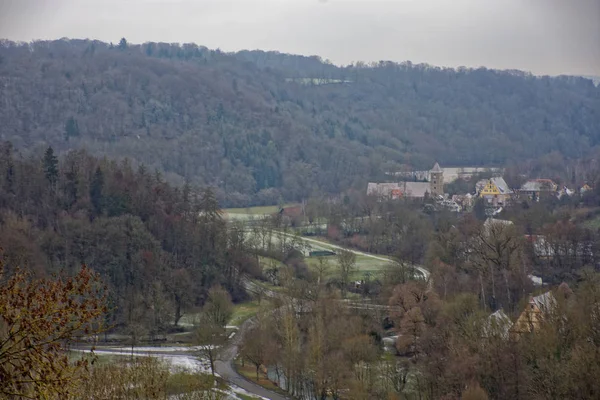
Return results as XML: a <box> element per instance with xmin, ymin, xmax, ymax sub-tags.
<box><xmin>0</xmin><ymin>143</ymin><xmax>259</xmax><ymax>333</ymax></box>
<box><xmin>1</xmin><ymin>39</ymin><xmax>599</xmax><ymax>206</ymax></box>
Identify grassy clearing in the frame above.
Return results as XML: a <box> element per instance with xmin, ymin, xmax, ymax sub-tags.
<box><xmin>251</xmin><ymin>279</ymin><xmax>285</xmax><ymax>293</ymax></box>
<box><xmin>583</xmin><ymin>215</ymin><xmax>600</xmax><ymax>230</ymax></box>
<box><xmin>178</xmin><ymin>313</ymin><xmax>201</xmax><ymax>327</ymax></box>
<box><xmin>178</xmin><ymin>298</ymin><xmax>269</xmax><ymax>329</ymax></box>
<box><xmin>304</xmin><ymin>255</ymin><xmax>389</xmax><ymax>281</ymax></box>
<box><xmin>229</xmin><ymin>300</ymin><xmax>268</xmax><ymax>327</ymax></box>
<box><xmin>224</xmin><ymin>204</ymin><xmax>298</xmax><ymax>215</ymax></box>
<box><xmin>69</xmin><ymin>350</ymin><xmax>126</xmax><ymax>365</ymax></box>
<box><xmin>166</xmin><ymin>372</ymin><xmax>222</xmax><ymax>396</ymax></box>
<box><xmin>258</xmin><ymin>255</ymin><xmax>285</xmax><ymax>270</ymax></box>
<box><xmin>353</xmin><ymin>255</ymin><xmax>392</xmax><ymax>277</ymax></box>
<box><xmin>301</xmin><ymin>236</ymin><xmax>392</xmax><ymax>279</ymax></box>
<box><xmin>306</xmin><ymin>236</ymin><xmax>393</xmax><ymax>270</ymax></box>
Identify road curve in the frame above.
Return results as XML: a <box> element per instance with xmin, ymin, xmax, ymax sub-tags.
<box><xmin>215</xmin><ymin>317</ymin><xmax>290</xmax><ymax>400</ymax></box>
<box><xmin>219</xmin><ymin>230</ymin><xmax>431</xmax><ymax>399</ymax></box>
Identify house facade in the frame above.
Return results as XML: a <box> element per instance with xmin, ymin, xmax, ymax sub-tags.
<box><xmin>367</xmin><ymin>181</ymin><xmax>431</xmax><ymax>199</ymax></box>
<box><xmin>477</xmin><ymin>177</ymin><xmax>513</xmax><ymax>206</ymax></box>
<box><xmin>510</xmin><ymin>291</ymin><xmax>555</xmax><ymax>337</ymax></box>
<box><xmin>519</xmin><ymin>179</ymin><xmax>558</xmax><ymax>199</ymax></box>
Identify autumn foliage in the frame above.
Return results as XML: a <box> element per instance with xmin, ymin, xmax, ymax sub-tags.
<box><xmin>0</xmin><ymin>258</ymin><xmax>107</xmax><ymax>399</ymax></box>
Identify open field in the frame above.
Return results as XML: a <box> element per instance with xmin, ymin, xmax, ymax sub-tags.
<box><xmin>258</xmin><ymin>255</ymin><xmax>285</xmax><ymax>270</ymax></box>
<box><xmin>178</xmin><ymin>300</ymin><xmax>266</xmax><ymax>329</ymax></box>
<box><xmin>229</xmin><ymin>300</ymin><xmax>269</xmax><ymax>327</ymax></box>
<box><xmin>244</xmin><ymin>229</ymin><xmax>396</xmax><ymax>280</ymax></box>
<box><xmin>224</xmin><ymin>203</ymin><xmax>300</xmax><ymax>222</ymax></box>
<box><xmin>289</xmin><ymin>234</ymin><xmax>395</xmax><ymax>278</ymax></box>
<box><xmin>583</xmin><ymin>215</ymin><xmax>600</xmax><ymax>230</ymax></box>
<box><xmin>69</xmin><ymin>350</ymin><xmax>122</xmax><ymax>366</ymax></box>
<box><xmin>304</xmin><ymin>254</ymin><xmax>391</xmax><ymax>281</ymax></box>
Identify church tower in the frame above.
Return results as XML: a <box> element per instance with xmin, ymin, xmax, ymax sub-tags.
<box><xmin>430</xmin><ymin>162</ymin><xmax>444</xmax><ymax>196</ymax></box>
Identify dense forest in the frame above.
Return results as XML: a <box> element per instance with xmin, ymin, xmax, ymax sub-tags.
<box><xmin>1</xmin><ymin>39</ymin><xmax>599</xmax><ymax>206</ymax></box>
<box><xmin>0</xmin><ymin>143</ymin><xmax>261</xmax><ymax>335</ymax></box>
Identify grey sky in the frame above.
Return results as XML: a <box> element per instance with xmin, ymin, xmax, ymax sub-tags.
<box><xmin>1</xmin><ymin>0</ymin><xmax>598</xmax><ymax>76</ymax></box>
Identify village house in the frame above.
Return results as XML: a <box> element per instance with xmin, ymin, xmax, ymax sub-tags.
<box><xmin>482</xmin><ymin>217</ymin><xmax>514</xmax><ymax>238</ymax></box>
<box><xmin>367</xmin><ymin>162</ymin><xmax>444</xmax><ymax>199</ymax></box>
<box><xmin>524</xmin><ymin>234</ymin><xmax>595</xmax><ymax>265</ymax></box>
<box><xmin>483</xmin><ymin>309</ymin><xmax>512</xmax><ymax>339</ymax></box>
<box><xmin>519</xmin><ymin>179</ymin><xmax>558</xmax><ymax>200</ymax></box>
<box><xmin>557</xmin><ymin>185</ymin><xmax>575</xmax><ymax>199</ymax></box>
<box><xmin>510</xmin><ymin>291</ymin><xmax>556</xmax><ymax>338</ymax></box>
<box><xmin>476</xmin><ymin>177</ymin><xmax>513</xmax><ymax>207</ymax></box>
<box><xmin>580</xmin><ymin>183</ymin><xmax>592</xmax><ymax>195</ymax></box>
<box><xmin>452</xmin><ymin>193</ymin><xmax>474</xmax><ymax>211</ymax></box>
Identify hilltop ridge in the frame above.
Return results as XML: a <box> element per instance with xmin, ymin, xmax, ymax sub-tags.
<box><xmin>1</xmin><ymin>39</ymin><xmax>599</xmax><ymax>205</ymax></box>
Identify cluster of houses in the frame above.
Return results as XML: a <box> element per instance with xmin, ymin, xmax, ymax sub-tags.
<box><xmin>368</xmin><ymin>163</ymin><xmax>593</xmax><ymax>213</ymax></box>
<box><xmin>368</xmin><ymin>163</ymin><xmax>464</xmax><ymax>212</ymax></box>
<box><xmin>475</xmin><ymin>177</ymin><xmax>591</xmax><ymax>208</ymax></box>
<box><xmin>484</xmin><ymin>284</ymin><xmax>576</xmax><ymax>342</ymax></box>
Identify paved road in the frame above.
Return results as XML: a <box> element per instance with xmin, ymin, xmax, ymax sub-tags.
<box><xmin>215</xmin><ymin>317</ymin><xmax>290</xmax><ymax>400</ymax></box>
<box><xmin>219</xmin><ymin>230</ymin><xmax>431</xmax><ymax>399</ymax></box>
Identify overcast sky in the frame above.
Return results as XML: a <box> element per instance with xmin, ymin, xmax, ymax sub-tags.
<box><xmin>1</xmin><ymin>0</ymin><xmax>598</xmax><ymax>76</ymax></box>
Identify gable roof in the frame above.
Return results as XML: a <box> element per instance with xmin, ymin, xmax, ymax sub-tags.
<box><xmin>431</xmin><ymin>162</ymin><xmax>443</xmax><ymax>173</ymax></box>
<box><xmin>367</xmin><ymin>182</ymin><xmax>400</xmax><ymax>196</ymax></box>
<box><xmin>483</xmin><ymin>309</ymin><xmax>512</xmax><ymax>339</ymax></box>
<box><xmin>520</xmin><ymin>179</ymin><xmax>558</xmax><ymax>192</ymax></box>
<box><xmin>485</xmin><ymin>216</ymin><xmax>513</xmax><ymax>226</ymax></box>
<box><xmin>403</xmin><ymin>182</ymin><xmax>431</xmax><ymax>197</ymax></box>
<box><xmin>367</xmin><ymin>182</ymin><xmax>430</xmax><ymax>198</ymax></box>
<box><xmin>510</xmin><ymin>290</ymin><xmax>556</xmax><ymax>336</ymax></box>
<box><xmin>483</xmin><ymin>218</ymin><xmax>513</xmax><ymax>235</ymax></box>
<box><xmin>531</xmin><ymin>291</ymin><xmax>556</xmax><ymax>312</ymax></box>
<box><xmin>476</xmin><ymin>177</ymin><xmax>513</xmax><ymax>195</ymax></box>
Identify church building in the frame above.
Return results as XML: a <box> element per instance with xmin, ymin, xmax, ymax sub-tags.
<box><xmin>367</xmin><ymin>163</ymin><xmax>444</xmax><ymax>199</ymax></box>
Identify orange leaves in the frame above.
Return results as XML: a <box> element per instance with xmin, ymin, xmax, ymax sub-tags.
<box><xmin>0</xmin><ymin>258</ymin><xmax>107</xmax><ymax>399</ymax></box>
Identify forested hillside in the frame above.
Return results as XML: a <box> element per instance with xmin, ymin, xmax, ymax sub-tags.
<box><xmin>1</xmin><ymin>39</ymin><xmax>599</xmax><ymax>205</ymax></box>
<box><xmin>0</xmin><ymin>143</ymin><xmax>258</xmax><ymax>333</ymax></box>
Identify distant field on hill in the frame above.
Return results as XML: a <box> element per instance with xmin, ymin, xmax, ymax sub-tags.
<box><xmin>224</xmin><ymin>204</ymin><xmax>299</xmax><ymax>221</ymax></box>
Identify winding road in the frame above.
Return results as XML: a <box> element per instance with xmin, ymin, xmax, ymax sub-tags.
<box><xmin>216</xmin><ymin>232</ymin><xmax>430</xmax><ymax>399</ymax></box>
<box><xmin>215</xmin><ymin>317</ymin><xmax>290</xmax><ymax>400</ymax></box>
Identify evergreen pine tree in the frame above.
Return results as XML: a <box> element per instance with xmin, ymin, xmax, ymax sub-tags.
<box><xmin>43</xmin><ymin>147</ymin><xmax>59</xmax><ymax>186</ymax></box>
<box><xmin>65</xmin><ymin>163</ymin><xmax>79</xmax><ymax>207</ymax></box>
<box><xmin>90</xmin><ymin>166</ymin><xmax>104</xmax><ymax>216</ymax></box>
<box><xmin>199</xmin><ymin>187</ymin><xmax>222</xmax><ymax>221</ymax></box>
<box><xmin>65</xmin><ymin>117</ymin><xmax>80</xmax><ymax>140</ymax></box>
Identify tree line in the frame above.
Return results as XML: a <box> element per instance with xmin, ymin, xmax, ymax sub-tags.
<box><xmin>1</xmin><ymin>39</ymin><xmax>599</xmax><ymax>206</ymax></box>
<box><xmin>239</xmin><ymin>251</ymin><xmax>600</xmax><ymax>400</ymax></box>
<box><xmin>0</xmin><ymin>142</ymin><xmax>259</xmax><ymax>337</ymax></box>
